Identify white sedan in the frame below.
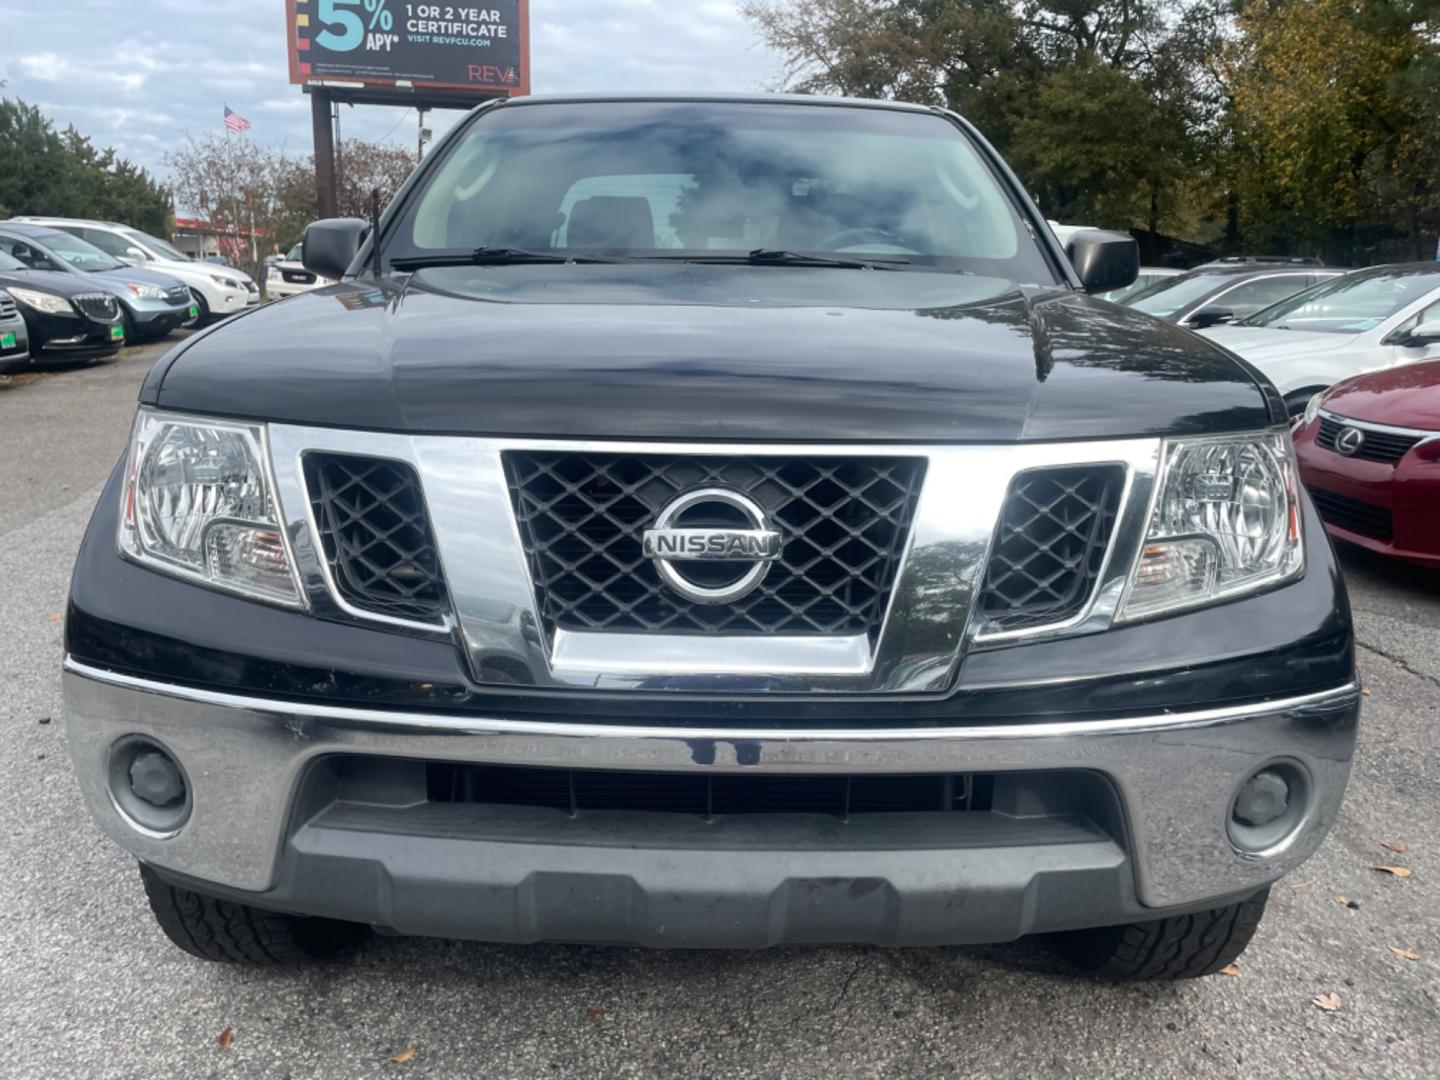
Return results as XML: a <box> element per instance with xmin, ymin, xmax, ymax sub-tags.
<box><xmin>265</xmin><ymin>244</ymin><xmax>335</xmax><ymax>300</ymax></box>
<box><xmin>1199</xmin><ymin>263</ymin><xmax>1440</xmax><ymax>415</ymax></box>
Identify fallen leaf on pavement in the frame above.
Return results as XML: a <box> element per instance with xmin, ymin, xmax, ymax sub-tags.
<box><xmin>217</xmin><ymin>1027</ymin><xmax>234</xmax><ymax>1050</ymax></box>
<box><xmin>1376</xmin><ymin>866</ymin><xmax>1413</xmax><ymax>878</ymax></box>
<box><xmin>1218</xmin><ymin>964</ymin><xmax>1240</xmax><ymax>976</ymax></box>
<box><xmin>1335</xmin><ymin>895</ymin><xmax>1348</xmax><ymax>905</ymax></box>
<box><xmin>48</xmin><ymin>613</ymin><xmax>61</xmax><ymax>623</ymax></box>
<box><xmin>1361</xmin><ymin>687</ymin><xmax>1371</xmax><ymax>697</ymax></box>
<box><xmin>585</xmin><ymin>1008</ymin><xmax>605</xmax><ymax>1022</ymax></box>
<box><xmin>1313</xmin><ymin>993</ymin><xmax>1342</xmax><ymax>1012</ymax></box>
<box><xmin>1391</xmin><ymin>948</ymin><xmax>1421</xmax><ymax>961</ymax></box>
<box><xmin>1381</xmin><ymin>842</ymin><xmax>1406</xmax><ymax>854</ymax></box>
<box><xmin>390</xmin><ymin>1047</ymin><xmax>416</xmax><ymax>1063</ymax></box>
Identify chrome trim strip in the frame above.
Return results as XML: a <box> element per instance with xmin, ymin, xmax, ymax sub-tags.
<box><xmin>551</xmin><ymin>628</ymin><xmax>871</xmax><ymax>680</ymax></box>
<box><xmin>1318</xmin><ymin>408</ymin><xmax>1440</xmax><ymax>442</ymax></box>
<box><xmin>62</xmin><ymin>657</ymin><xmax>1359</xmax><ymax>746</ymax></box>
<box><xmin>266</xmin><ymin>426</ymin><xmax>1163</xmax><ymax>694</ymax></box>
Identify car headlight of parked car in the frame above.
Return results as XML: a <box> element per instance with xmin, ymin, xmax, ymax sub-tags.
<box><xmin>1300</xmin><ymin>391</ymin><xmax>1328</xmax><ymax>428</ymax></box>
<box><xmin>209</xmin><ymin>273</ymin><xmax>241</xmax><ymax>288</ymax></box>
<box><xmin>125</xmin><ymin>282</ymin><xmax>169</xmax><ymax>301</ymax></box>
<box><xmin>8</xmin><ymin>286</ymin><xmax>75</xmax><ymax>315</ymax></box>
<box><xmin>1119</xmin><ymin>431</ymin><xmax>1303</xmax><ymax>620</ymax></box>
<box><xmin>118</xmin><ymin>411</ymin><xmax>303</xmax><ymax>607</ymax></box>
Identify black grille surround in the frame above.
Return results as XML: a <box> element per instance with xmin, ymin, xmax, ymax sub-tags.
<box><xmin>304</xmin><ymin>453</ymin><xmax>450</xmax><ymax>622</ymax></box>
<box><xmin>1309</xmin><ymin>486</ymin><xmax>1393</xmax><ymax>541</ymax></box>
<box><xmin>976</xmin><ymin>465</ymin><xmax>1126</xmax><ymax>632</ymax></box>
<box><xmin>165</xmin><ymin>285</ymin><xmax>192</xmax><ymax>305</ymax></box>
<box><xmin>503</xmin><ymin>452</ymin><xmax>927</xmax><ymax>640</ymax></box>
<box><xmin>428</xmin><ymin>762</ymin><xmax>993</xmax><ymax>818</ymax></box>
<box><xmin>1316</xmin><ymin>415</ymin><xmax>1423</xmax><ymax>464</ymax></box>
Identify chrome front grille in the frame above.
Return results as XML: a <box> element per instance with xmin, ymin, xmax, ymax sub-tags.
<box><xmin>166</xmin><ymin>285</ymin><xmax>191</xmax><ymax>304</ymax></box>
<box><xmin>304</xmin><ymin>452</ymin><xmax>449</xmax><ymax>622</ymax></box>
<box><xmin>502</xmin><ymin>451</ymin><xmax>926</xmax><ymax>640</ymax></box>
<box><xmin>265</xmin><ymin>424</ymin><xmax>1161</xmax><ymax>694</ymax></box>
<box><xmin>74</xmin><ymin>293</ymin><xmax>119</xmax><ymax>321</ymax></box>
<box><xmin>1316</xmin><ymin>415</ymin><xmax>1423</xmax><ymax>464</ymax></box>
<box><xmin>977</xmin><ymin>465</ymin><xmax>1125</xmax><ymax>631</ymax></box>
<box><xmin>0</xmin><ymin>293</ymin><xmax>16</xmax><ymax>319</ymax></box>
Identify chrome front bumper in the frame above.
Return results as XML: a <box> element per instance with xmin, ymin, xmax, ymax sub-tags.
<box><xmin>64</xmin><ymin>659</ymin><xmax>1359</xmax><ymax>933</ymax></box>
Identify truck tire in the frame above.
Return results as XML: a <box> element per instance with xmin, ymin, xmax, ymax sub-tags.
<box><xmin>1048</xmin><ymin>888</ymin><xmax>1269</xmax><ymax>980</ymax></box>
<box><xmin>139</xmin><ymin>863</ymin><xmax>362</xmax><ymax>964</ymax></box>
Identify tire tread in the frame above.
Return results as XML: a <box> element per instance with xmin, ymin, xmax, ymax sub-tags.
<box><xmin>139</xmin><ymin>864</ymin><xmax>358</xmax><ymax>965</ymax></box>
<box><xmin>1050</xmin><ymin>888</ymin><xmax>1269</xmax><ymax>980</ymax></box>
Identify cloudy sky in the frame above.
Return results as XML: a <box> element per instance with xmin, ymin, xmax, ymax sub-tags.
<box><xmin>1</xmin><ymin>0</ymin><xmax>784</xmax><ymax>178</ymax></box>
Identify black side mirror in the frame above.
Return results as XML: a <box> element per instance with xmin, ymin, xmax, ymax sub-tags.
<box><xmin>302</xmin><ymin>218</ymin><xmax>367</xmax><ymax>281</ymax></box>
<box><xmin>1389</xmin><ymin>327</ymin><xmax>1440</xmax><ymax>348</ymax></box>
<box><xmin>1188</xmin><ymin>307</ymin><xmax>1236</xmax><ymax>329</ymax></box>
<box><xmin>1065</xmin><ymin>229</ymin><xmax>1140</xmax><ymax>294</ymax></box>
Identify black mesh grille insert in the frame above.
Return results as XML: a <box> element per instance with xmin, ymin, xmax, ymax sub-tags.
<box><xmin>1316</xmin><ymin>416</ymin><xmax>1422</xmax><ymax>464</ymax></box>
<box><xmin>305</xmin><ymin>453</ymin><xmax>449</xmax><ymax>621</ymax></box>
<box><xmin>427</xmin><ymin>763</ymin><xmax>992</xmax><ymax>817</ymax></box>
<box><xmin>1310</xmin><ymin>486</ymin><xmax>1393</xmax><ymax>541</ymax></box>
<box><xmin>976</xmin><ymin>465</ymin><xmax>1125</xmax><ymax>631</ymax></box>
<box><xmin>503</xmin><ymin>452</ymin><xmax>926</xmax><ymax>639</ymax></box>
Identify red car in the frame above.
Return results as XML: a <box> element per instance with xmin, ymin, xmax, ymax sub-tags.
<box><xmin>1293</xmin><ymin>362</ymin><xmax>1440</xmax><ymax>566</ymax></box>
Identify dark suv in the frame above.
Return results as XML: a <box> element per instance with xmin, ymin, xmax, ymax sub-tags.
<box><xmin>64</xmin><ymin>95</ymin><xmax>1358</xmax><ymax>979</ymax></box>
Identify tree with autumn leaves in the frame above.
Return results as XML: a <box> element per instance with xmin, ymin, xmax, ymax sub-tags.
<box><xmin>744</xmin><ymin>0</ymin><xmax>1440</xmax><ymax>263</ymax></box>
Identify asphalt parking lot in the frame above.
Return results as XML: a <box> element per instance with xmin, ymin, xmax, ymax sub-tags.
<box><xmin>2</xmin><ymin>340</ymin><xmax>1437</xmax><ymax>1080</ymax></box>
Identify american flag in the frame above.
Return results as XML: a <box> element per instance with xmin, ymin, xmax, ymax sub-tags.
<box><xmin>223</xmin><ymin>106</ymin><xmax>251</xmax><ymax>134</ymax></box>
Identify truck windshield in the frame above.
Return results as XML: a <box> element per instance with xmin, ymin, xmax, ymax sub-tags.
<box><xmin>390</xmin><ymin>101</ymin><xmax>1058</xmax><ymax>284</ymax></box>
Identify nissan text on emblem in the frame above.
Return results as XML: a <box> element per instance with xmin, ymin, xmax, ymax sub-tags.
<box><xmin>1335</xmin><ymin>426</ymin><xmax>1366</xmax><ymax>456</ymax></box>
<box><xmin>642</xmin><ymin>488</ymin><xmax>782</xmax><ymax>604</ymax></box>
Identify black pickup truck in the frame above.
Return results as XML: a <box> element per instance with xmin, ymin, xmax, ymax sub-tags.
<box><xmin>63</xmin><ymin>94</ymin><xmax>1358</xmax><ymax>979</ymax></box>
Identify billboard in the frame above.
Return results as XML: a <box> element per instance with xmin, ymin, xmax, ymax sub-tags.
<box><xmin>287</xmin><ymin>0</ymin><xmax>530</xmax><ymax>96</ymax></box>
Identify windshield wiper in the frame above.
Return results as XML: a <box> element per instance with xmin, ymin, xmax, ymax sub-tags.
<box><xmin>652</xmin><ymin>249</ymin><xmax>912</xmax><ymax>271</ymax></box>
<box><xmin>390</xmin><ymin>247</ymin><xmax>626</xmax><ymax>271</ymax></box>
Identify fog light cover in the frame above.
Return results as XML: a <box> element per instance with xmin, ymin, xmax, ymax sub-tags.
<box><xmin>119</xmin><ymin>410</ymin><xmax>303</xmax><ymax>606</ymax></box>
<box><xmin>1121</xmin><ymin>432</ymin><xmax>1302</xmax><ymax>620</ymax></box>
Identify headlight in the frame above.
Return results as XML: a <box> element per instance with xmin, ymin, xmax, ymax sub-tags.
<box><xmin>125</xmin><ymin>283</ymin><xmax>167</xmax><ymax>300</ymax></box>
<box><xmin>118</xmin><ymin>411</ymin><xmax>303</xmax><ymax>607</ymax></box>
<box><xmin>1300</xmin><ymin>391</ymin><xmax>1327</xmax><ymax>428</ymax></box>
<box><xmin>208</xmin><ymin>274</ymin><xmax>238</xmax><ymax>288</ymax></box>
<box><xmin>8</xmin><ymin>287</ymin><xmax>74</xmax><ymax>315</ymax></box>
<box><xmin>1118</xmin><ymin>431</ymin><xmax>1302</xmax><ymax>620</ymax></box>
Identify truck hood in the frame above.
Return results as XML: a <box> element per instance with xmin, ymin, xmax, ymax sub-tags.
<box><xmin>148</xmin><ymin>271</ymin><xmax>1278</xmax><ymax>442</ymax></box>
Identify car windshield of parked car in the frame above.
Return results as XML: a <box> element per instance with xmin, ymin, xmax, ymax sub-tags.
<box><xmin>1245</xmin><ymin>270</ymin><xmax>1440</xmax><ymax>333</ymax></box>
<box><xmin>391</xmin><ymin>101</ymin><xmax>1059</xmax><ymax>291</ymax></box>
<box><xmin>287</xmin><ymin>244</ymin><xmax>303</xmax><ymax>262</ymax></box>
<box><xmin>29</xmin><ymin>231</ymin><xmax>124</xmax><ymax>273</ymax></box>
<box><xmin>1122</xmin><ymin>272</ymin><xmax>1225</xmax><ymax>317</ymax></box>
<box><xmin>122</xmin><ymin>228</ymin><xmax>188</xmax><ymax>262</ymax></box>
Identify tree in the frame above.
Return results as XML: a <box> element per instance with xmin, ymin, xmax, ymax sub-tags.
<box><xmin>0</xmin><ymin>94</ymin><xmax>171</xmax><ymax>232</ymax></box>
<box><xmin>742</xmin><ymin>0</ymin><xmax>1218</xmax><ymax>234</ymax></box>
<box><xmin>1224</xmin><ymin>0</ymin><xmax>1440</xmax><ymax>261</ymax></box>
<box><xmin>167</xmin><ymin>135</ymin><xmax>420</xmax><ymax>279</ymax></box>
